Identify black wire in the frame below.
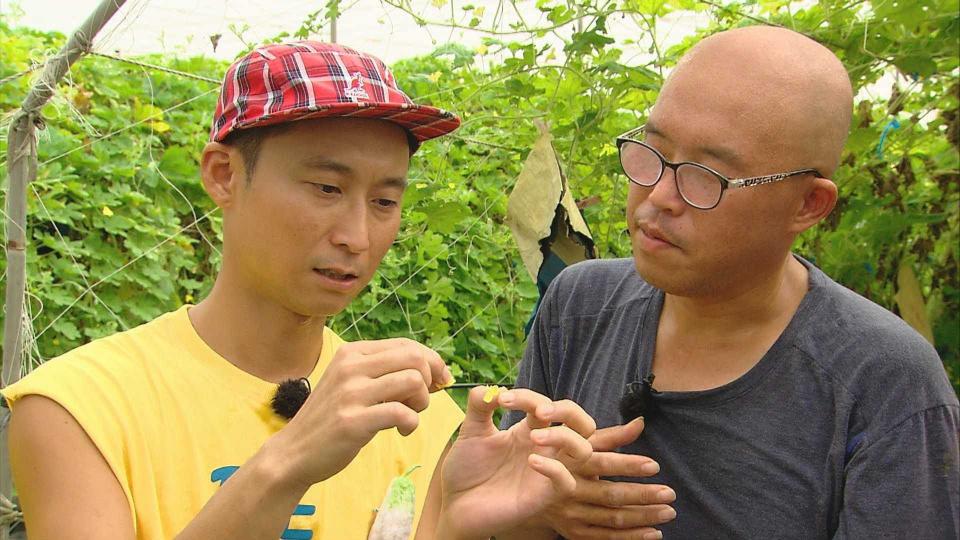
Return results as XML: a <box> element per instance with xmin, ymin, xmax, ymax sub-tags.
<box><xmin>446</xmin><ymin>382</ymin><xmax>514</xmax><ymax>389</ymax></box>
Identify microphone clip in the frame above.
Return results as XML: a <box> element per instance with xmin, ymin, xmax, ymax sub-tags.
<box><xmin>619</xmin><ymin>374</ymin><xmax>659</xmax><ymax>422</ymax></box>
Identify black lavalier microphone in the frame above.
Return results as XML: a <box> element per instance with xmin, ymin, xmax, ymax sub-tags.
<box><xmin>271</xmin><ymin>377</ymin><xmax>311</xmax><ymax>420</ymax></box>
<box><xmin>619</xmin><ymin>374</ymin><xmax>660</xmax><ymax>422</ymax></box>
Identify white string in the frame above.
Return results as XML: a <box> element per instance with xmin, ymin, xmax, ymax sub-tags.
<box><xmin>39</xmin><ymin>88</ymin><xmax>217</xmax><ymax>167</ymax></box>
<box><xmin>34</xmin><ymin>207</ymin><xmax>220</xmax><ymax>339</ymax></box>
<box><xmin>29</xmin><ymin>183</ymin><xmax>128</xmax><ymax>331</ymax></box>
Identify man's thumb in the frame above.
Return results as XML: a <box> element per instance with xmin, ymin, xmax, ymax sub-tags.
<box><xmin>458</xmin><ymin>386</ymin><xmax>502</xmax><ymax>439</ymax></box>
<box><xmin>588</xmin><ymin>417</ymin><xmax>645</xmax><ymax>451</ymax></box>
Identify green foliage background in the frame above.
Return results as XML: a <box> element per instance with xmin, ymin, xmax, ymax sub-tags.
<box><xmin>1</xmin><ymin>0</ymin><xmax>957</xmax><ymax>399</ymax></box>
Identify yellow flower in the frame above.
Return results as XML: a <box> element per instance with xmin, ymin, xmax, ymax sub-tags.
<box><xmin>428</xmin><ymin>71</ymin><xmax>442</xmax><ymax>84</ymax></box>
<box><xmin>102</xmin><ymin>206</ymin><xmax>114</xmax><ymax>217</ymax></box>
<box><xmin>475</xmin><ymin>44</ymin><xmax>488</xmax><ymax>55</ymax></box>
<box><xmin>482</xmin><ymin>386</ymin><xmax>502</xmax><ymax>404</ymax></box>
<box><xmin>473</xmin><ymin>6</ymin><xmax>485</xmax><ymax>17</ymax></box>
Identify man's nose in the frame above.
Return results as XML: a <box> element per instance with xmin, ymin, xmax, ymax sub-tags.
<box><xmin>329</xmin><ymin>202</ymin><xmax>371</xmax><ymax>253</ymax></box>
<box><xmin>645</xmin><ymin>166</ymin><xmax>687</xmax><ymax>215</ymax></box>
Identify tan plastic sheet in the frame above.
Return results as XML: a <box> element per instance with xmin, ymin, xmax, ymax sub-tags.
<box><xmin>507</xmin><ymin>121</ymin><xmax>595</xmax><ymax>282</ymax></box>
<box><xmin>894</xmin><ymin>262</ymin><xmax>935</xmax><ymax>345</ymax></box>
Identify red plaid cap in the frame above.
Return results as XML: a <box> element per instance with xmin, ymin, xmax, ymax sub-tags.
<box><xmin>209</xmin><ymin>41</ymin><xmax>460</xmax><ymax>148</ymax></box>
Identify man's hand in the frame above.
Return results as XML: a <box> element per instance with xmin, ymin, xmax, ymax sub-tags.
<box><xmin>267</xmin><ymin>338</ymin><xmax>453</xmax><ymax>488</ymax></box>
<box><xmin>436</xmin><ymin>387</ymin><xmax>596</xmax><ymax>540</ymax></box>
<box><xmin>541</xmin><ymin>418</ymin><xmax>677</xmax><ymax>540</ymax></box>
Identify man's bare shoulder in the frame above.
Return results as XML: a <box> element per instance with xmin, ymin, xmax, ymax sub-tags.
<box><xmin>8</xmin><ymin>394</ymin><xmax>135</xmax><ymax>539</ymax></box>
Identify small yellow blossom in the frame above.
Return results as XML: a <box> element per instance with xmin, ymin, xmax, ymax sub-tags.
<box><xmin>428</xmin><ymin>71</ymin><xmax>442</xmax><ymax>84</ymax></box>
<box><xmin>482</xmin><ymin>386</ymin><xmax>502</xmax><ymax>404</ymax></box>
<box><xmin>102</xmin><ymin>206</ymin><xmax>114</xmax><ymax>217</ymax></box>
<box><xmin>475</xmin><ymin>44</ymin><xmax>488</xmax><ymax>55</ymax></box>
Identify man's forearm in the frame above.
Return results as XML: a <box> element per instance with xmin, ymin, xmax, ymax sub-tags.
<box><xmin>175</xmin><ymin>434</ymin><xmax>310</xmax><ymax>540</ymax></box>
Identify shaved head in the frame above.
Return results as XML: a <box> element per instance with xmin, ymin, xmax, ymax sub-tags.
<box><xmin>657</xmin><ymin>25</ymin><xmax>853</xmax><ymax>178</ymax></box>
<box><xmin>626</xmin><ymin>26</ymin><xmax>854</xmax><ymax>298</ymax></box>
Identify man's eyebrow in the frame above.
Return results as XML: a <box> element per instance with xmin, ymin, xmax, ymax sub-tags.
<box><xmin>644</xmin><ymin>121</ymin><xmax>742</xmax><ymax>166</ymax></box>
<box><xmin>380</xmin><ymin>177</ymin><xmax>408</xmax><ymax>189</ymax></box>
<box><xmin>300</xmin><ymin>156</ymin><xmax>407</xmax><ymax>188</ymax></box>
<box><xmin>299</xmin><ymin>156</ymin><xmax>353</xmax><ymax>175</ymax></box>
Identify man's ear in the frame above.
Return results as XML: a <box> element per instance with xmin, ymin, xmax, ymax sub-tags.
<box><xmin>200</xmin><ymin>142</ymin><xmax>244</xmax><ymax>209</ymax></box>
<box><xmin>789</xmin><ymin>176</ymin><xmax>838</xmax><ymax>234</ymax></box>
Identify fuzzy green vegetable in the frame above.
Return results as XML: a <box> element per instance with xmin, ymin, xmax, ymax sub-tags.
<box><xmin>368</xmin><ymin>465</ymin><xmax>420</xmax><ymax>540</ymax></box>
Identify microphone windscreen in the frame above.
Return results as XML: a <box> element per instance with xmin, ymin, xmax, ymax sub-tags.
<box><xmin>619</xmin><ymin>375</ymin><xmax>659</xmax><ymax>422</ymax></box>
<box><xmin>272</xmin><ymin>377</ymin><xmax>311</xmax><ymax>420</ymax></box>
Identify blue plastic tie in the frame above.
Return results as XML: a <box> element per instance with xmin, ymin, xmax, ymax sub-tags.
<box><xmin>876</xmin><ymin>118</ymin><xmax>901</xmax><ymax>159</ymax></box>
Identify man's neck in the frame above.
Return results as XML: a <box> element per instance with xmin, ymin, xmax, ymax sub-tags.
<box><xmin>663</xmin><ymin>254</ymin><xmax>809</xmax><ymax>336</ymax></box>
<box><xmin>652</xmin><ymin>254</ymin><xmax>809</xmax><ymax>391</ymax></box>
<box><xmin>188</xmin><ymin>270</ymin><xmax>327</xmax><ymax>384</ymax></box>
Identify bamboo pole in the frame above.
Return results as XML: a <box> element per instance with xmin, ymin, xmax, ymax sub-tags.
<box><xmin>330</xmin><ymin>0</ymin><xmax>339</xmax><ymax>43</ymax></box>
<box><xmin>1</xmin><ymin>1</ymin><xmax>127</xmax><ymax>535</ymax></box>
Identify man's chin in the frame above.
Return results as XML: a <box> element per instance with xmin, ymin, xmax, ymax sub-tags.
<box><xmin>288</xmin><ymin>293</ymin><xmax>360</xmax><ymax>320</ymax></box>
<box><xmin>633</xmin><ymin>256</ymin><xmax>703</xmax><ymax>297</ymax></box>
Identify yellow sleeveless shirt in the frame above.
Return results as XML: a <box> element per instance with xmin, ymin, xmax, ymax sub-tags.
<box><xmin>1</xmin><ymin>306</ymin><xmax>464</xmax><ymax>539</ymax></box>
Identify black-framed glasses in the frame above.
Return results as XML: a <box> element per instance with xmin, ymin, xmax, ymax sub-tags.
<box><xmin>616</xmin><ymin>127</ymin><xmax>822</xmax><ymax>210</ymax></box>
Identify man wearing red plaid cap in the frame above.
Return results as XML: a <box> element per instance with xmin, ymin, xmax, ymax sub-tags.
<box><xmin>3</xmin><ymin>42</ymin><xmax>598</xmax><ymax>539</ymax></box>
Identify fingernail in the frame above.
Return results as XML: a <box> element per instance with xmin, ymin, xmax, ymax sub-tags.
<box><xmin>656</xmin><ymin>487</ymin><xmax>676</xmax><ymax>503</ymax></box>
<box><xmin>529</xmin><ymin>454</ymin><xmax>544</xmax><ymax>466</ymax></box>
<box><xmin>539</xmin><ymin>404</ymin><xmax>555</xmax><ymax>418</ymax></box>
<box><xmin>658</xmin><ymin>507</ymin><xmax>676</xmax><ymax>521</ymax></box>
<box><xmin>498</xmin><ymin>390</ymin><xmax>514</xmax><ymax>404</ymax></box>
<box><xmin>641</xmin><ymin>461</ymin><xmax>660</xmax><ymax>475</ymax></box>
<box><xmin>643</xmin><ymin>531</ymin><xmax>663</xmax><ymax>540</ymax></box>
<box><xmin>531</xmin><ymin>429</ymin><xmax>548</xmax><ymax>443</ymax></box>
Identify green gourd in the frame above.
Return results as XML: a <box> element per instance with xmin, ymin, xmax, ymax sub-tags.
<box><xmin>368</xmin><ymin>465</ymin><xmax>420</xmax><ymax>540</ymax></box>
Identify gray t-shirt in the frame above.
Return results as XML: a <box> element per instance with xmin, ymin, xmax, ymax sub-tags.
<box><xmin>502</xmin><ymin>257</ymin><xmax>959</xmax><ymax>539</ymax></box>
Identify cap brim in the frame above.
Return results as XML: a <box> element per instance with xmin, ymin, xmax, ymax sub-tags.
<box><xmin>222</xmin><ymin>102</ymin><xmax>461</xmax><ymax>144</ymax></box>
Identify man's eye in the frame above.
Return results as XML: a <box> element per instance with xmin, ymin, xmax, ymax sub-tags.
<box><xmin>313</xmin><ymin>184</ymin><xmax>341</xmax><ymax>194</ymax></box>
<box><xmin>374</xmin><ymin>198</ymin><xmax>398</xmax><ymax>208</ymax></box>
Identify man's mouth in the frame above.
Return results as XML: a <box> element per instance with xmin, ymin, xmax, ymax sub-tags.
<box><xmin>639</xmin><ymin>225</ymin><xmax>679</xmax><ymax>248</ymax></box>
<box><xmin>314</xmin><ymin>268</ymin><xmax>359</xmax><ymax>282</ymax></box>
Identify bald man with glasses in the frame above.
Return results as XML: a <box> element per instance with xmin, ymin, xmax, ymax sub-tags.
<box><xmin>499</xmin><ymin>25</ymin><xmax>959</xmax><ymax>540</ymax></box>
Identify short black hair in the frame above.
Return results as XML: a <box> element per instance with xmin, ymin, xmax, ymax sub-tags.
<box><xmin>220</xmin><ymin>123</ymin><xmax>293</xmax><ymax>178</ymax></box>
<box><xmin>221</xmin><ymin>122</ymin><xmax>420</xmax><ymax>179</ymax></box>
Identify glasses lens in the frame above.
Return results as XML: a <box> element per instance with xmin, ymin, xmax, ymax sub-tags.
<box><xmin>619</xmin><ymin>142</ymin><xmax>662</xmax><ymax>187</ymax></box>
<box><xmin>677</xmin><ymin>164</ymin><xmax>723</xmax><ymax>208</ymax></box>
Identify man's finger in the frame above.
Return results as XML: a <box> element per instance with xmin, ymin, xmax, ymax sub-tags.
<box><xmin>575</xmin><ymin>478</ymin><xmax>676</xmax><ymax>507</ymax></box>
<box><xmin>361</xmin><ymin>401</ymin><xmax>421</xmax><ymax>437</ymax></box>
<box><xmin>528</xmin><ymin>454</ymin><xmax>577</xmax><ymax>497</ymax></box>
<box><xmin>562</xmin><ymin>501</ymin><xmax>677</xmax><ymax>530</ymax></box>
<box><xmin>531</xmin><ymin>425</ymin><xmax>593</xmax><ymax>466</ymax></box>
<box><xmin>458</xmin><ymin>386</ymin><xmax>501</xmax><ymax>439</ymax></box>
<box><xmin>588</xmin><ymin>417</ymin><xmax>645</xmax><ymax>452</ymax></box>
<box><xmin>368</xmin><ymin>369</ymin><xmax>431</xmax><ymax>413</ymax></box>
<box><xmin>579</xmin><ymin>451</ymin><xmax>660</xmax><ymax>478</ymax></box>
<box><xmin>535</xmin><ymin>399</ymin><xmax>596</xmax><ymax>439</ymax></box>
<box><xmin>561</xmin><ymin>521</ymin><xmax>664</xmax><ymax>540</ymax></box>
<box><xmin>498</xmin><ymin>389</ymin><xmax>555</xmax><ymax>430</ymax></box>
<box><xmin>362</xmin><ymin>343</ymin><xmax>452</xmax><ymax>392</ymax></box>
